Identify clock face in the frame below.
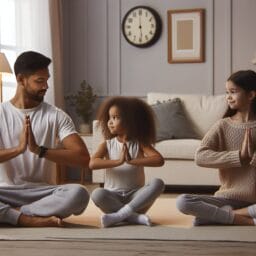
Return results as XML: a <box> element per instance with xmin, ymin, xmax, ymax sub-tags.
<box><xmin>122</xmin><ymin>6</ymin><xmax>162</xmax><ymax>48</ymax></box>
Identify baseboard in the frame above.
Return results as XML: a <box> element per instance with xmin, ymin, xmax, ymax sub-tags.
<box><xmin>164</xmin><ymin>185</ymin><xmax>219</xmax><ymax>194</ymax></box>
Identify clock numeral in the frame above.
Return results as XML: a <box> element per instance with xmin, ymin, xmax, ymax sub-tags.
<box><xmin>145</xmin><ymin>11</ymin><xmax>148</xmax><ymax>17</ymax></box>
<box><xmin>151</xmin><ymin>24</ymin><xmax>155</xmax><ymax>28</ymax></box>
<box><xmin>128</xmin><ymin>18</ymin><xmax>133</xmax><ymax>23</ymax></box>
<box><xmin>149</xmin><ymin>31</ymin><xmax>153</xmax><ymax>35</ymax></box>
<box><xmin>128</xmin><ymin>31</ymin><xmax>132</xmax><ymax>36</ymax></box>
<box><xmin>139</xmin><ymin>9</ymin><xmax>142</xmax><ymax>16</ymax></box>
<box><xmin>126</xmin><ymin>25</ymin><xmax>131</xmax><ymax>29</ymax></box>
<box><xmin>149</xmin><ymin>17</ymin><xmax>152</xmax><ymax>22</ymax></box>
<box><xmin>139</xmin><ymin>37</ymin><xmax>142</xmax><ymax>43</ymax></box>
<box><xmin>133</xmin><ymin>35</ymin><xmax>136</xmax><ymax>42</ymax></box>
<box><xmin>132</xmin><ymin>12</ymin><xmax>136</xmax><ymax>17</ymax></box>
<box><xmin>145</xmin><ymin>35</ymin><xmax>148</xmax><ymax>41</ymax></box>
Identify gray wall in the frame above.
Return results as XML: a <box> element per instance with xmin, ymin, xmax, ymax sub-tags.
<box><xmin>63</xmin><ymin>0</ymin><xmax>256</xmax><ymax>98</ymax></box>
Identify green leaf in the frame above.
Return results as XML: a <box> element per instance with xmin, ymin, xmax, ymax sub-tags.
<box><xmin>65</xmin><ymin>80</ymin><xmax>97</xmax><ymax>123</ymax></box>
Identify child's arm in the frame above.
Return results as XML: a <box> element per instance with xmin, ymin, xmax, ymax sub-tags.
<box><xmin>195</xmin><ymin>121</ymin><xmax>241</xmax><ymax>169</ymax></box>
<box><xmin>127</xmin><ymin>144</ymin><xmax>164</xmax><ymax>167</ymax></box>
<box><xmin>89</xmin><ymin>141</ymin><xmax>126</xmax><ymax>170</ymax></box>
<box><xmin>196</xmin><ymin>146</ymin><xmax>241</xmax><ymax>169</ymax></box>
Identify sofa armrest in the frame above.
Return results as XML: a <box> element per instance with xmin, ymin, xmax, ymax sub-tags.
<box><xmin>92</xmin><ymin>120</ymin><xmax>104</xmax><ymax>153</ymax></box>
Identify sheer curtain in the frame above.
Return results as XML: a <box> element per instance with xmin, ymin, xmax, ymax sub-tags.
<box><xmin>15</xmin><ymin>0</ymin><xmax>55</xmax><ymax>105</ymax></box>
<box><xmin>1</xmin><ymin>0</ymin><xmax>64</xmax><ymax>107</ymax></box>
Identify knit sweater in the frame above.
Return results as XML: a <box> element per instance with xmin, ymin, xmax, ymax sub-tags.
<box><xmin>195</xmin><ymin>117</ymin><xmax>256</xmax><ymax>203</ymax></box>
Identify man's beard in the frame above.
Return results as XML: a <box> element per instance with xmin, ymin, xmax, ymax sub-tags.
<box><xmin>25</xmin><ymin>90</ymin><xmax>45</xmax><ymax>102</ymax></box>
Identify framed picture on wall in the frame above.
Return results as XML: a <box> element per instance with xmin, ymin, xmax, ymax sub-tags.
<box><xmin>167</xmin><ymin>9</ymin><xmax>205</xmax><ymax>63</ymax></box>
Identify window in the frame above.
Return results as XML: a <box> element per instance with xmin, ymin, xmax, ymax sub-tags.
<box><xmin>0</xmin><ymin>0</ymin><xmax>18</xmax><ymax>101</ymax></box>
<box><xmin>0</xmin><ymin>0</ymin><xmax>52</xmax><ymax>102</ymax></box>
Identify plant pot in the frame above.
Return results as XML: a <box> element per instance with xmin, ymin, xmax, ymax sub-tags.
<box><xmin>79</xmin><ymin>123</ymin><xmax>91</xmax><ymax>134</ymax></box>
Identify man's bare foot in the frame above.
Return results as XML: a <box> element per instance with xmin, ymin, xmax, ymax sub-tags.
<box><xmin>18</xmin><ymin>214</ymin><xmax>63</xmax><ymax>227</ymax></box>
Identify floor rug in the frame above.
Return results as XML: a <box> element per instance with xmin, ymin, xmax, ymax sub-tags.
<box><xmin>1</xmin><ymin>196</ymin><xmax>256</xmax><ymax>242</ymax></box>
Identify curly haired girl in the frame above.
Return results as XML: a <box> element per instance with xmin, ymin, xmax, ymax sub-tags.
<box><xmin>90</xmin><ymin>96</ymin><xmax>165</xmax><ymax>227</ymax></box>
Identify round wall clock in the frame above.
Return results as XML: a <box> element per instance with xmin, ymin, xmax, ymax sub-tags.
<box><xmin>122</xmin><ymin>6</ymin><xmax>162</xmax><ymax>48</ymax></box>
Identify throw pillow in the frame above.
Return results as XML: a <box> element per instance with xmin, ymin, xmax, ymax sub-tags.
<box><xmin>151</xmin><ymin>98</ymin><xmax>199</xmax><ymax>141</ymax></box>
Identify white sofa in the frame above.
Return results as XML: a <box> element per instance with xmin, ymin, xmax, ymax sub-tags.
<box><xmin>92</xmin><ymin>93</ymin><xmax>227</xmax><ymax>186</ymax></box>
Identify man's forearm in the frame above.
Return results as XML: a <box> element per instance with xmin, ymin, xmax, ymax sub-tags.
<box><xmin>37</xmin><ymin>148</ymin><xmax>90</xmax><ymax>168</ymax></box>
<box><xmin>0</xmin><ymin>147</ymin><xmax>23</xmax><ymax>163</ymax></box>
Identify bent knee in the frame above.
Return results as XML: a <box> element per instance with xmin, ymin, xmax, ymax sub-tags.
<box><xmin>64</xmin><ymin>184</ymin><xmax>89</xmax><ymax>208</ymax></box>
<box><xmin>176</xmin><ymin>194</ymin><xmax>192</xmax><ymax>214</ymax></box>
<box><xmin>91</xmin><ymin>187</ymin><xmax>108</xmax><ymax>205</ymax></box>
<box><xmin>77</xmin><ymin>186</ymin><xmax>90</xmax><ymax>205</ymax></box>
<box><xmin>150</xmin><ymin>178</ymin><xmax>165</xmax><ymax>193</ymax></box>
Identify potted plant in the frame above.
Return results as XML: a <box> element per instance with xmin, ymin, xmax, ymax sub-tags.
<box><xmin>65</xmin><ymin>80</ymin><xmax>97</xmax><ymax>133</ymax></box>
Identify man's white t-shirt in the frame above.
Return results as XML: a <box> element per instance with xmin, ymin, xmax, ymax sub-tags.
<box><xmin>0</xmin><ymin>101</ymin><xmax>77</xmax><ymax>187</ymax></box>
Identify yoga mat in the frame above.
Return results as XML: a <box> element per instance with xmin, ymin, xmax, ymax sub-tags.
<box><xmin>1</xmin><ymin>197</ymin><xmax>256</xmax><ymax>242</ymax></box>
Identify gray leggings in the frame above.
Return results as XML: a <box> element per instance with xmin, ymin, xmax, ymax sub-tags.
<box><xmin>91</xmin><ymin>178</ymin><xmax>165</xmax><ymax>214</ymax></box>
<box><xmin>0</xmin><ymin>184</ymin><xmax>90</xmax><ymax>225</ymax></box>
<box><xmin>176</xmin><ymin>193</ymin><xmax>251</xmax><ymax>224</ymax></box>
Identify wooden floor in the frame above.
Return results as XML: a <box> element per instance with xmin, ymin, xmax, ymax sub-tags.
<box><xmin>2</xmin><ymin>240</ymin><xmax>256</xmax><ymax>256</ymax></box>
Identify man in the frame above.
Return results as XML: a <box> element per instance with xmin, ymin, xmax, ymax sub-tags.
<box><xmin>0</xmin><ymin>51</ymin><xmax>90</xmax><ymax>227</ymax></box>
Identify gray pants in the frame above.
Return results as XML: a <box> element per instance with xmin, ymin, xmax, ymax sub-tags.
<box><xmin>91</xmin><ymin>178</ymin><xmax>165</xmax><ymax>214</ymax></box>
<box><xmin>176</xmin><ymin>193</ymin><xmax>251</xmax><ymax>225</ymax></box>
<box><xmin>0</xmin><ymin>184</ymin><xmax>90</xmax><ymax>225</ymax></box>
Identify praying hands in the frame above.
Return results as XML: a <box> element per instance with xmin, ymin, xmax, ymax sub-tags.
<box><xmin>240</xmin><ymin>128</ymin><xmax>254</xmax><ymax>165</ymax></box>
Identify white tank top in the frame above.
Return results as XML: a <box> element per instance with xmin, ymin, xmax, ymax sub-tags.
<box><xmin>104</xmin><ymin>137</ymin><xmax>145</xmax><ymax>192</ymax></box>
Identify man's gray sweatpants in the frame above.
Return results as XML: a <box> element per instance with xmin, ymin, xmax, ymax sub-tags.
<box><xmin>0</xmin><ymin>184</ymin><xmax>89</xmax><ymax>225</ymax></box>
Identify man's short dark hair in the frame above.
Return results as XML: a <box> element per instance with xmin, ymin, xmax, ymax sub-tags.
<box><xmin>14</xmin><ymin>51</ymin><xmax>51</xmax><ymax>76</ymax></box>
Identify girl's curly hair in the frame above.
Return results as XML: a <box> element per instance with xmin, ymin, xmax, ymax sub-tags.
<box><xmin>97</xmin><ymin>96</ymin><xmax>156</xmax><ymax>145</ymax></box>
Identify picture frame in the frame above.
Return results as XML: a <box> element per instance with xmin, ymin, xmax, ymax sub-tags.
<box><xmin>168</xmin><ymin>9</ymin><xmax>205</xmax><ymax>63</ymax></box>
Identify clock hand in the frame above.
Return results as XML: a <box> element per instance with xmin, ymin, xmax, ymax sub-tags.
<box><xmin>139</xmin><ymin>16</ymin><xmax>143</xmax><ymax>38</ymax></box>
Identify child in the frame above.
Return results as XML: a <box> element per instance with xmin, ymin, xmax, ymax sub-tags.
<box><xmin>176</xmin><ymin>70</ymin><xmax>256</xmax><ymax>226</ymax></box>
<box><xmin>89</xmin><ymin>96</ymin><xmax>165</xmax><ymax>227</ymax></box>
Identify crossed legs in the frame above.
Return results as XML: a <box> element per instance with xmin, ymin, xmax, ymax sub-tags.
<box><xmin>176</xmin><ymin>194</ymin><xmax>253</xmax><ymax>226</ymax></box>
<box><xmin>0</xmin><ymin>184</ymin><xmax>89</xmax><ymax>227</ymax></box>
<box><xmin>91</xmin><ymin>178</ymin><xmax>165</xmax><ymax>227</ymax></box>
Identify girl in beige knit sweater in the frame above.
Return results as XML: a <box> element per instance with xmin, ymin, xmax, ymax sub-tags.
<box><xmin>176</xmin><ymin>70</ymin><xmax>256</xmax><ymax>226</ymax></box>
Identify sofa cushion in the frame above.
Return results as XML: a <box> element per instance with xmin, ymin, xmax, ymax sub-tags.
<box><xmin>151</xmin><ymin>99</ymin><xmax>199</xmax><ymax>141</ymax></box>
<box><xmin>155</xmin><ymin>139</ymin><xmax>201</xmax><ymax>160</ymax></box>
<box><xmin>148</xmin><ymin>93</ymin><xmax>227</xmax><ymax>138</ymax></box>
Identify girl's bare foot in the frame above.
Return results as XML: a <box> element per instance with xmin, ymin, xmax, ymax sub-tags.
<box><xmin>18</xmin><ymin>214</ymin><xmax>63</xmax><ymax>227</ymax></box>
